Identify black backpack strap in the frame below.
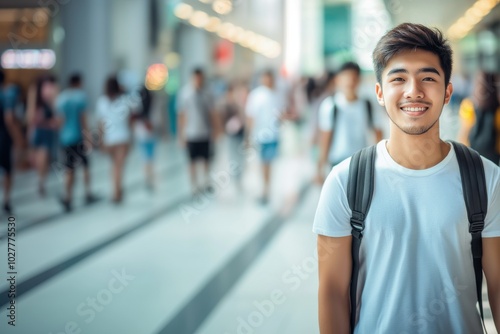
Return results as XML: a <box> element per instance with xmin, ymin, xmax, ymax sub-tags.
<box><xmin>365</xmin><ymin>99</ymin><xmax>374</xmax><ymax>129</ymax></box>
<box><xmin>332</xmin><ymin>99</ymin><xmax>338</xmax><ymax>128</ymax></box>
<box><xmin>346</xmin><ymin>145</ymin><xmax>376</xmax><ymax>333</ymax></box>
<box><xmin>451</xmin><ymin>141</ymin><xmax>488</xmax><ymax>323</ymax></box>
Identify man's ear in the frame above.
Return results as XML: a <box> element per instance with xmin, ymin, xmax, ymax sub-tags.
<box><xmin>444</xmin><ymin>82</ymin><xmax>453</xmax><ymax>105</ymax></box>
<box><xmin>375</xmin><ymin>83</ymin><xmax>384</xmax><ymax>106</ymax></box>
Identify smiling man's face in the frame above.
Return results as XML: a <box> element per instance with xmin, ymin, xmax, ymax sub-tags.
<box><xmin>375</xmin><ymin>49</ymin><xmax>453</xmax><ymax>136</ymax></box>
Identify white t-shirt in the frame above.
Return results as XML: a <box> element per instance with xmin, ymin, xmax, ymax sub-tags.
<box><xmin>245</xmin><ymin>85</ymin><xmax>283</xmax><ymax>144</ymax></box>
<box><xmin>177</xmin><ymin>84</ymin><xmax>214</xmax><ymax>141</ymax></box>
<box><xmin>96</xmin><ymin>95</ymin><xmax>132</xmax><ymax>146</ymax></box>
<box><xmin>318</xmin><ymin>93</ymin><xmax>380</xmax><ymax>164</ymax></box>
<box><xmin>313</xmin><ymin>140</ymin><xmax>500</xmax><ymax>334</ymax></box>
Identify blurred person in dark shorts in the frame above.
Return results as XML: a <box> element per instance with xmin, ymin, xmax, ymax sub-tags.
<box><xmin>0</xmin><ymin>70</ymin><xmax>23</xmax><ymax>215</ymax></box>
<box><xmin>56</xmin><ymin>73</ymin><xmax>97</xmax><ymax>212</ymax></box>
<box><xmin>177</xmin><ymin>68</ymin><xmax>219</xmax><ymax>196</ymax></box>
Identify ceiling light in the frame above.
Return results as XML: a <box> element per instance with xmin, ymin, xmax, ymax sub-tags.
<box><xmin>189</xmin><ymin>11</ymin><xmax>209</xmax><ymax>28</ymax></box>
<box><xmin>174</xmin><ymin>4</ymin><xmax>193</xmax><ymax>20</ymax></box>
<box><xmin>213</xmin><ymin>0</ymin><xmax>232</xmax><ymax>15</ymax></box>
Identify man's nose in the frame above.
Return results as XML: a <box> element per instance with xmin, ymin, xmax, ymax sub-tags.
<box><xmin>404</xmin><ymin>80</ymin><xmax>424</xmax><ymax>99</ymax></box>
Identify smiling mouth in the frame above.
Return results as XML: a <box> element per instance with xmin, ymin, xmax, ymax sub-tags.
<box><xmin>400</xmin><ymin>106</ymin><xmax>429</xmax><ymax>117</ymax></box>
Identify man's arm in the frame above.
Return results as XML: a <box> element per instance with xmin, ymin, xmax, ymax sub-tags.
<box><xmin>316</xmin><ymin>130</ymin><xmax>333</xmax><ymax>184</ymax></box>
<box><xmin>177</xmin><ymin>112</ymin><xmax>186</xmax><ymax>147</ymax></box>
<box><xmin>210</xmin><ymin>109</ymin><xmax>222</xmax><ymax>141</ymax></box>
<box><xmin>4</xmin><ymin>112</ymin><xmax>23</xmax><ymax>146</ymax></box>
<box><xmin>483</xmin><ymin>237</ymin><xmax>500</xmax><ymax>331</ymax></box>
<box><xmin>317</xmin><ymin>234</ymin><xmax>352</xmax><ymax>334</ymax></box>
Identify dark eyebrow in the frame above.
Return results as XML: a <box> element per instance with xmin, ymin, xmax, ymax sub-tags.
<box><xmin>387</xmin><ymin>68</ymin><xmax>407</xmax><ymax>76</ymax></box>
<box><xmin>418</xmin><ymin>67</ymin><xmax>440</xmax><ymax>76</ymax></box>
<box><xmin>386</xmin><ymin>67</ymin><xmax>441</xmax><ymax>76</ymax></box>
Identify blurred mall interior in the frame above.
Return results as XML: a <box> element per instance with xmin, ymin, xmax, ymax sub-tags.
<box><xmin>0</xmin><ymin>0</ymin><xmax>499</xmax><ymax>333</ymax></box>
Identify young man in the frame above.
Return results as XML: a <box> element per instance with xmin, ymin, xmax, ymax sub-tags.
<box><xmin>0</xmin><ymin>70</ymin><xmax>22</xmax><ymax>215</ymax></box>
<box><xmin>245</xmin><ymin>70</ymin><xmax>283</xmax><ymax>205</ymax></box>
<box><xmin>177</xmin><ymin>68</ymin><xmax>219</xmax><ymax>195</ymax></box>
<box><xmin>314</xmin><ymin>23</ymin><xmax>500</xmax><ymax>333</ymax></box>
<box><xmin>316</xmin><ymin>62</ymin><xmax>383</xmax><ymax>184</ymax></box>
<box><xmin>56</xmin><ymin>73</ymin><xmax>96</xmax><ymax>211</ymax></box>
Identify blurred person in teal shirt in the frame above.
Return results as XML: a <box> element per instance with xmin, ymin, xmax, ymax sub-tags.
<box><xmin>56</xmin><ymin>73</ymin><xmax>96</xmax><ymax>212</ymax></box>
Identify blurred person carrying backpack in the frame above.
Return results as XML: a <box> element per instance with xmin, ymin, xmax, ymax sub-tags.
<box><xmin>458</xmin><ymin>71</ymin><xmax>500</xmax><ymax>165</ymax></box>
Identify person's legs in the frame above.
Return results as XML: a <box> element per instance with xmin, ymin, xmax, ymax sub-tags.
<box><xmin>200</xmin><ymin>140</ymin><xmax>211</xmax><ymax>190</ymax></box>
<box><xmin>31</xmin><ymin>128</ymin><xmax>51</xmax><ymax>196</ymax></box>
<box><xmin>113</xmin><ymin>143</ymin><xmax>129</xmax><ymax>202</ymax></box>
<box><xmin>61</xmin><ymin>146</ymin><xmax>76</xmax><ymax>210</ymax></box>
<box><xmin>35</xmin><ymin>148</ymin><xmax>49</xmax><ymax>196</ymax></box>
<box><xmin>187</xmin><ymin>142</ymin><xmax>199</xmax><ymax>195</ymax></box>
<box><xmin>60</xmin><ymin>169</ymin><xmax>74</xmax><ymax>212</ymax></box>
<box><xmin>141</xmin><ymin>140</ymin><xmax>156</xmax><ymax>191</ymax></box>
<box><xmin>77</xmin><ymin>143</ymin><xmax>95</xmax><ymax>202</ymax></box>
<box><xmin>189</xmin><ymin>161</ymin><xmax>198</xmax><ymax>194</ymax></box>
<box><xmin>107</xmin><ymin>146</ymin><xmax>118</xmax><ymax>202</ymax></box>
<box><xmin>1</xmin><ymin>145</ymin><xmax>13</xmax><ymax>213</ymax></box>
<box><xmin>258</xmin><ymin>142</ymin><xmax>278</xmax><ymax>204</ymax></box>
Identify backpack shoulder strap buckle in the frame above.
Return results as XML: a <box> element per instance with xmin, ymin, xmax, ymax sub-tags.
<box><xmin>469</xmin><ymin>214</ymin><xmax>485</xmax><ymax>233</ymax></box>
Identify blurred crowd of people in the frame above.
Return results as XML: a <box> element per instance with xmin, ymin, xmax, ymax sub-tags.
<box><xmin>0</xmin><ymin>63</ymin><xmax>498</xmax><ymax>216</ymax></box>
<box><xmin>0</xmin><ymin>70</ymin><xmax>156</xmax><ymax>215</ymax></box>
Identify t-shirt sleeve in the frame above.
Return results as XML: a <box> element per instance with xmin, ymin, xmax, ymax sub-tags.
<box><xmin>483</xmin><ymin>159</ymin><xmax>500</xmax><ymax>237</ymax></box>
<box><xmin>312</xmin><ymin>160</ymin><xmax>352</xmax><ymax>237</ymax></box>
<box><xmin>245</xmin><ymin>90</ymin><xmax>258</xmax><ymax>118</ymax></box>
<box><xmin>318</xmin><ymin>97</ymin><xmax>334</xmax><ymax>132</ymax></box>
<box><xmin>80</xmin><ymin>93</ymin><xmax>88</xmax><ymax>113</ymax></box>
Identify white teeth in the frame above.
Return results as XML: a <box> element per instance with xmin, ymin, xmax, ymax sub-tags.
<box><xmin>402</xmin><ymin>107</ymin><xmax>427</xmax><ymax>112</ymax></box>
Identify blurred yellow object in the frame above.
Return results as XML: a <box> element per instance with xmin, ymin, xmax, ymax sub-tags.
<box><xmin>458</xmin><ymin>98</ymin><xmax>500</xmax><ymax>154</ymax></box>
<box><xmin>459</xmin><ymin>98</ymin><xmax>476</xmax><ymax>127</ymax></box>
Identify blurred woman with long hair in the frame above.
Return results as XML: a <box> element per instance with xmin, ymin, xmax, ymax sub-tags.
<box><xmin>96</xmin><ymin>75</ymin><xmax>134</xmax><ymax>203</ymax></box>
<box><xmin>26</xmin><ymin>75</ymin><xmax>59</xmax><ymax>196</ymax></box>
<box><xmin>458</xmin><ymin>71</ymin><xmax>500</xmax><ymax>164</ymax></box>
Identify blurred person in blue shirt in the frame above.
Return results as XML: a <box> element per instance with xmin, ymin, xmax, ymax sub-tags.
<box><xmin>56</xmin><ymin>73</ymin><xmax>96</xmax><ymax>211</ymax></box>
<box><xmin>0</xmin><ymin>70</ymin><xmax>23</xmax><ymax>214</ymax></box>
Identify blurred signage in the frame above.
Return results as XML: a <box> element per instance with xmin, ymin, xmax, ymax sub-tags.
<box><xmin>214</xmin><ymin>40</ymin><xmax>233</xmax><ymax>65</ymax></box>
<box><xmin>1</xmin><ymin>49</ymin><xmax>56</xmax><ymax>69</ymax></box>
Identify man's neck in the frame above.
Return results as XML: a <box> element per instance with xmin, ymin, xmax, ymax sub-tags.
<box><xmin>386</xmin><ymin>127</ymin><xmax>450</xmax><ymax>170</ymax></box>
<box><xmin>342</xmin><ymin>90</ymin><xmax>357</xmax><ymax>102</ymax></box>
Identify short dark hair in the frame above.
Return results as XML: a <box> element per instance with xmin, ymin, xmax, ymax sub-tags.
<box><xmin>193</xmin><ymin>67</ymin><xmax>204</xmax><ymax>77</ymax></box>
<box><xmin>338</xmin><ymin>61</ymin><xmax>360</xmax><ymax>75</ymax></box>
<box><xmin>105</xmin><ymin>75</ymin><xmax>122</xmax><ymax>98</ymax></box>
<box><xmin>69</xmin><ymin>73</ymin><xmax>82</xmax><ymax>87</ymax></box>
<box><xmin>372</xmin><ymin>23</ymin><xmax>453</xmax><ymax>86</ymax></box>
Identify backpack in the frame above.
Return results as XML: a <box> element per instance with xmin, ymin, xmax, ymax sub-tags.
<box><xmin>469</xmin><ymin>105</ymin><xmax>500</xmax><ymax>164</ymax></box>
<box><xmin>332</xmin><ymin>98</ymin><xmax>374</xmax><ymax>131</ymax></box>
<box><xmin>346</xmin><ymin>142</ymin><xmax>488</xmax><ymax>333</ymax></box>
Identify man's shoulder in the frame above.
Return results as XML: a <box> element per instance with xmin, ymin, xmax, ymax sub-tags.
<box><xmin>324</xmin><ymin>156</ymin><xmax>353</xmax><ymax>189</ymax></box>
<box><xmin>318</xmin><ymin>96</ymin><xmax>335</xmax><ymax>117</ymax></box>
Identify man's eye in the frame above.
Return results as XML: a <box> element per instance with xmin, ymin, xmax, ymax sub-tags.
<box><xmin>391</xmin><ymin>78</ymin><xmax>404</xmax><ymax>82</ymax></box>
<box><xmin>423</xmin><ymin>77</ymin><xmax>436</xmax><ymax>81</ymax></box>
